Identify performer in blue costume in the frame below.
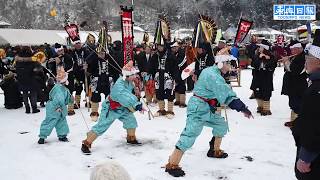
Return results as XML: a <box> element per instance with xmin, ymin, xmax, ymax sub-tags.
<box><xmin>165</xmin><ymin>47</ymin><xmax>253</xmax><ymax>177</ymax></box>
<box><xmin>38</xmin><ymin>66</ymin><xmax>72</xmax><ymax>144</ymax></box>
<box><xmin>81</xmin><ymin>61</ymin><xmax>145</xmax><ymax>154</ymax></box>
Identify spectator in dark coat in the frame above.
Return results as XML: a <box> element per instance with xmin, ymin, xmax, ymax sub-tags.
<box><xmin>15</xmin><ymin>46</ymin><xmax>40</xmax><ymax>114</ymax></box>
<box><xmin>250</xmin><ymin>39</ymin><xmax>277</xmax><ymax>116</ymax></box>
<box><xmin>292</xmin><ymin>38</ymin><xmax>320</xmax><ymax>180</ymax></box>
<box><xmin>0</xmin><ymin>72</ymin><xmax>23</xmax><ymax>109</ymax></box>
<box><xmin>281</xmin><ymin>40</ymin><xmax>308</xmax><ymax>127</ymax></box>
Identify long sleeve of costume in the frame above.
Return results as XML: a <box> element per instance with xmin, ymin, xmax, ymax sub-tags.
<box><xmin>169</xmin><ymin>54</ymin><xmax>178</xmax><ymax>81</ymax></box>
<box><xmin>290</xmin><ymin>54</ymin><xmax>305</xmax><ymax>75</ymax></box>
<box><xmin>195</xmin><ymin>67</ymin><xmax>238</xmax><ymax>105</ymax></box>
<box><xmin>264</xmin><ymin>55</ymin><xmax>277</xmax><ymax>71</ymax></box>
<box><xmin>63</xmin><ymin>54</ymin><xmax>74</xmax><ymax>72</ymax></box>
<box><xmin>299</xmin><ymin>147</ymin><xmax>319</xmax><ymax>163</ymax></box>
<box><xmin>110</xmin><ymin>78</ymin><xmax>140</xmax><ymax>110</ymax></box>
<box><xmin>251</xmin><ymin>54</ymin><xmax>261</xmax><ymax>69</ymax></box>
<box><xmin>148</xmin><ymin>54</ymin><xmax>158</xmax><ymax>78</ymax></box>
<box><xmin>194</xmin><ymin>60</ymin><xmax>201</xmax><ymax>76</ymax></box>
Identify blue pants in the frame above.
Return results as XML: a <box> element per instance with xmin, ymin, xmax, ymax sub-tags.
<box><xmin>39</xmin><ymin>111</ymin><xmax>69</xmax><ymax>139</ymax></box>
<box><xmin>176</xmin><ymin>96</ymin><xmax>228</xmax><ymax>152</ymax></box>
<box><xmin>91</xmin><ymin>101</ymin><xmax>138</xmax><ymax>136</ymax></box>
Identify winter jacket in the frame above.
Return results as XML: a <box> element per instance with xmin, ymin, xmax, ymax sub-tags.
<box><xmin>292</xmin><ymin>71</ymin><xmax>320</xmax><ymax>180</ymax></box>
<box><xmin>281</xmin><ymin>52</ymin><xmax>308</xmax><ymax>97</ymax></box>
<box><xmin>250</xmin><ymin>53</ymin><xmax>277</xmax><ymax>92</ymax></box>
<box><xmin>0</xmin><ymin>76</ymin><xmax>23</xmax><ymax>109</ymax></box>
<box><xmin>15</xmin><ymin>60</ymin><xmax>39</xmax><ymax>91</ymax></box>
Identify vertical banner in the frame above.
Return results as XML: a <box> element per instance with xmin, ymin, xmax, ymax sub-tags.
<box><xmin>64</xmin><ymin>23</ymin><xmax>80</xmax><ymax>42</ymax></box>
<box><xmin>234</xmin><ymin>18</ymin><xmax>253</xmax><ymax>45</ymax></box>
<box><xmin>120</xmin><ymin>6</ymin><xmax>134</xmax><ymax>65</ymax></box>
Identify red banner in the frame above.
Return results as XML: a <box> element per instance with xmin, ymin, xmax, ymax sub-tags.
<box><xmin>234</xmin><ymin>19</ymin><xmax>253</xmax><ymax>45</ymax></box>
<box><xmin>121</xmin><ymin>7</ymin><xmax>134</xmax><ymax>65</ymax></box>
<box><xmin>64</xmin><ymin>23</ymin><xmax>80</xmax><ymax>42</ymax></box>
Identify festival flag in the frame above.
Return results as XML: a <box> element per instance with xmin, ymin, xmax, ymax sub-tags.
<box><xmin>64</xmin><ymin>23</ymin><xmax>80</xmax><ymax>42</ymax></box>
<box><xmin>120</xmin><ymin>6</ymin><xmax>134</xmax><ymax>65</ymax></box>
<box><xmin>234</xmin><ymin>18</ymin><xmax>253</xmax><ymax>45</ymax></box>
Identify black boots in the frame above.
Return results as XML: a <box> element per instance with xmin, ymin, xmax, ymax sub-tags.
<box><xmin>32</xmin><ymin>108</ymin><xmax>40</xmax><ymax>113</ymax></box>
<box><xmin>58</xmin><ymin>137</ymin><xmax>69</xmax><ymax>142</ymax></box>
<box><xmin>165</xmin><ymin>164</ymin><xmax>185</xmax><ymax>177</ymax></box>
<box><xmin>81</xmin><ymin>140</ymin><xmax>92</xmax><ymax>154</ymax></box>
<box><xmin>25</xmin><ymin>105</ymin><xmax>31</xmax><ymax>114</ymax></box>
<box><xmin>127</xmin><ymin>135</ymin><xmax>142</xmax><ymax>145</ymax></box>
<box><xmin>38</xmin><ymin>138</ymin><xmax>45</xmax><ymax>144</ymax></box>
<box><xmin>207</xmin><ymin>137</ymin><xmax>228</xmax><ymax>158</ymax></box>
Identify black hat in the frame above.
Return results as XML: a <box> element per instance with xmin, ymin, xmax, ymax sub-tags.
<box><xmin>54</xmin><ymin>43</ymin><xmax>62</xmax><ymax>49</ymax></box>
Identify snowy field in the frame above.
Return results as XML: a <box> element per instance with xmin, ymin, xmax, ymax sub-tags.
<box><xmin>0</xmin><ymin>68</ymin><xmax>297</xmax><ymax>180</ymax></box>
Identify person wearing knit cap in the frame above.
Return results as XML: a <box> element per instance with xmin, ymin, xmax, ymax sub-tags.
<box><xmin>250</xmin><ymin>39</ymin><xmax>277</xmax><ymax>116</ymax></box>
<box><xmin>291</xmin><ymin>30</ymin><xmax>320</xmax><ymax>180</ymax></box>
<box><xmin>165</xmin><ymin>47</ymin><xmax>252</xmax><ymax>177</ymax></box>
<box><xmin>280</xmin><ymin>40</ymin><xmax>308</xmax><ymax>128</ymax></box>
<box><xmin>81</xmin><ymin>61</ymin><xmax>145</xmax><ymax>154</ymax></box>
<box><xmin>38</xmin><ymin>66</ymin><xmax>72</xmax><ymax>144</ymax></box>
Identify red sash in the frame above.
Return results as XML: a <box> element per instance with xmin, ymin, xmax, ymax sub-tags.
<box><xmin>193</xmin><ymin>94</ymin><xmax>218</xmax><ymax>107</ymax></box>
<box><xmin>108</xmin><ymin>96</ymin><xmax>121</xmax><ymax>110</ymax></box>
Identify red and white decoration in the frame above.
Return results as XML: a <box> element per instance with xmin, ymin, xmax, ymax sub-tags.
<box><xmin>120</xmin><ymin>6</ymin><xmax>134</xmax><ymax>65</ymax></box>
<box><xmin>64</xmin><ymin>23</ymin><xmax>80</xmax><ymax>42</ymax></box>
<box><xmin>234</xmin><ymin>18</ymin><xmax>253</xmax><ymax>45</ymax></box>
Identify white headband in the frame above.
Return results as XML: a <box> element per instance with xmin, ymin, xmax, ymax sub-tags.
<box><xmin>290</xmin><ymin>43</ymin><xmax>302</xmax><ymax>49</ymax></box>
<box><xmin>257</xmin><ymin>44</ymin><xmax>270</xmax><ymax>50</ymax></box>
<box><xmin>122</xmin><ymin>68</ymin><xmax>139</xmax><ymax>80</ymax></box>
<box><xmin>55</xmin><ymin>47</ymin><xmax>64</xmax><ymax>53</ymax></box>
<box><xmin>215</xmin><ymin>55</ymin><xmax>237</xmax><ymax>63</ymax></box>
<box><xmin>305</xmin><ymin>43</ymin><xmax>320</xmax><ymax>59</ymax></box>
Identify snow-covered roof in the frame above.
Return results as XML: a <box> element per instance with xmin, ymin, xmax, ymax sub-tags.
<box><xmin>0</xmin><ymin>21</ymin><xmax>11</xmax><ymax>26</ymax></box>
<box><xmin>133</xmin><ymin>26</ymin><xmax>145</xmax><ymax>32</ymax></box>
<box><xmin>251</xmin><ymin>28</ymin><xmax>283</xmax><ymax>35</ymax></box>
<box><xmin>0</xmin><ymin>29</ymin><xmax>152</xmax><ymax>46</ymax></box>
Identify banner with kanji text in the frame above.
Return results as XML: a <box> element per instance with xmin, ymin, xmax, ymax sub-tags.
<box><xmin>120</xmin><ymin>6</ymin><xmax>134</xmax><ymax>65</ymax></box>
<box><xmin>234</xmin><ymin>19</ymin><xmax>253</xmax><ymax>45</ymax></box>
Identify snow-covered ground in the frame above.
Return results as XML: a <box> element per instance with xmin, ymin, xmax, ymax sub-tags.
<box><xmin>0</xmin><ymin>68</ymin><xmax>297</xmax><ymax>180</ymax></box>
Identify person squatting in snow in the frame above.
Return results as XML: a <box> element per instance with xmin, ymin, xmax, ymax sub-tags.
<box><xmin>38</xmin><ymin>66</ymin><xmax>72</xmax><ymax>144</ymax></box>
<box><xmin>165</xmin><ymin>47</ymin><xmax>253</xmax><ymax>177</ymax></box>
<box><xmin>81</xmin><ymin>61</ymin><xmax>145</xmax><ymax>154</ymax></box>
